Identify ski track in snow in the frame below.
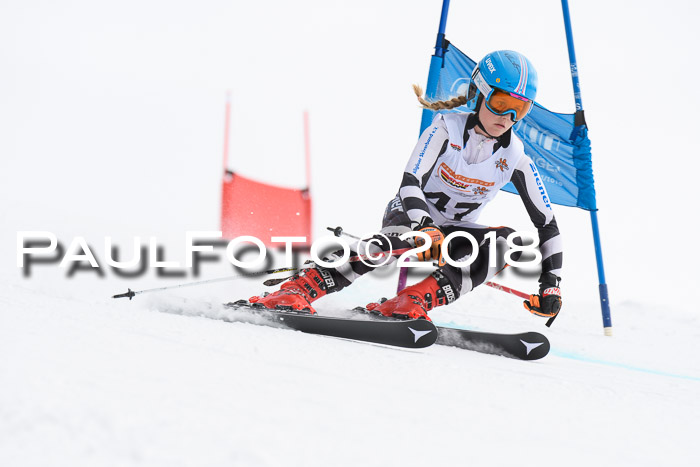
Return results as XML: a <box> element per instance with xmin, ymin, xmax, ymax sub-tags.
<box><xmin>1</xmin><ymin>273</ymin><xmax>698</xmax><ymax>467</ymax></box>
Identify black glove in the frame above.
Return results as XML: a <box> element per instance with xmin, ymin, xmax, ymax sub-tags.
<box><xmin>524</xmin><ymin>272</ymin><xmax>562</xmax><ymax>318</ymax></box>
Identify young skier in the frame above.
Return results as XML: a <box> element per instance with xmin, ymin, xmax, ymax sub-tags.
<box><xmin>250</xmin><ymin>50</ymin><xmax>563</xmax><ymax>321</ymax></box>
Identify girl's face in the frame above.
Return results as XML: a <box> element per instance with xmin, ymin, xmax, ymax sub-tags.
<box><xmin>476</xmin><ymin>99</ymin><xmax>515</xmax><ymax>138</ymax></box>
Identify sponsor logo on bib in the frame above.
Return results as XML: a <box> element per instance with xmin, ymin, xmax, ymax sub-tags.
<box><xmin>438</xmin><ymin>162</ymin><xmax>494</xmax><ymax>193</ymax></box>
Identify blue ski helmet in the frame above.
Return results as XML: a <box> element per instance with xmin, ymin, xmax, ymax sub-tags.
<box><xmin>466</xmin><ymin>50</ymin><xmax>538</xmax><ymax>120</ymax></box>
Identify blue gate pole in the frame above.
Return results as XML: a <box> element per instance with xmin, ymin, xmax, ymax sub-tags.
<box><xmin>398</xmin><ymin>0</ymin><xmax>451</xmax><ymax>292</ymax></box>
<box><xmin>419</xmin><ymin>0</ymin><xmax>450</xmax><ymax>134</ymax></box>
<box><xmin>561</xmin><ymin>0</ymin><xmax>612</xmax><ymax>335</ymax></box>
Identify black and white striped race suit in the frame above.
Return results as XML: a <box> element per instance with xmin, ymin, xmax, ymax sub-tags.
<box><xmin>321</xmin><ymin>112</ymin><xmax>563</xmax><ymax>302</ymax></box>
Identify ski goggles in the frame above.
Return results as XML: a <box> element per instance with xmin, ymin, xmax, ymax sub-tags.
<box><xmin>472</xmin><ymin>71</ymin><xmax>533</xmax><ymax>122</ymax></box>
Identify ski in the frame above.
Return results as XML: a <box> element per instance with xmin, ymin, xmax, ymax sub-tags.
<box><xmin>351</xmin><ymin>307</ymin><xmax>549</xmax><ymax>360</ymax></box>
<box><xmin>352</xmin><ymin>306</ymin><xmax>550</xmax><ymax>360</ymax></box>
<box><xmin>435</xmin><ymin>327</ymin><xmax>550</xmax><ymax>360</ymax></box>
<box><xmin>222</xmin><ymin>301</ymin><xmax>438</xmax><ymax>349</ymax></box>
<box><xmin>168</xmin><ymin>300</ymin><xmax>548</xmax><ymax>358</ymax></box>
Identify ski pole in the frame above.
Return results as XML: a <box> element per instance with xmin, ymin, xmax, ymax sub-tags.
<box><xmin>484</xmin><ymin>277</ymin><xmax>558</xmax><ymax>326</ymax></box>
<box><xmin>113</xmin><ymin>245</ymin><xmax>417</xmax><ymax>299</ymax></box>
<box><xmin>112</xmin><ymin>227</ymin><xmax>352</xmax><ymax>300</ymax></box>
<box><xmin>487</xmin><ymin>281</ymin><xmax>558</xmax><ymax>327</ymax></box>
<box><xmin>483</xmin><ymin>279</ymin><xmax>528</xmax><ymax>299</ymax></box>
<box><xmin>112</xmin><ymin>266</ymin><xmax>300</xmax><ymax>300</ymax></box>
<box><xmin>262</xmin><ymin>247</ymin><xmax>416</xmax><ymax>287</ymax></box>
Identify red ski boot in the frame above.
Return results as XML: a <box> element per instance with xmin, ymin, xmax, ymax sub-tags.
<box><xmin>249</xmin><ymin>267</ymin><xmax>329</xmax><ymax>314</ymax></box>
<box><xmin>366</xmin><ymin>274</ymin><xmax>456</xmax><ymax>321</ymax></box>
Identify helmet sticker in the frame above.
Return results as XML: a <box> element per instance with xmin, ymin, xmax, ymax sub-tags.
<box><xmin>484</xmin><ymin>57</ymin><xmax>496</xmax><ymax>73</ymax></box>
<box><xmin>472</xmin><ymin>71</ymin><xmax>492</xmax><ymax>97</ymax></box>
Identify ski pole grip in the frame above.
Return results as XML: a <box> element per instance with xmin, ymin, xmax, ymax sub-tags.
<box><xmin>545</xmin><ymin>313</ymin><xmax>558</xmax><ymax>327</ymax></box>
<box><xmin>112</xmin><ymin>289</ymin><xmax>136</xmax><ymax>300</ymax></box>
<box><xmin>327</xmin><ymin>226</ymin><xmax>343</xmax><ymax>237</ymax></box>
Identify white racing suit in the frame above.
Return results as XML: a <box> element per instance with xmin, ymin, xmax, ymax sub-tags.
<box><xmin>321</xmin><ymin>112</ymin><xmax>563</xmax><ymax>303</ymax></box>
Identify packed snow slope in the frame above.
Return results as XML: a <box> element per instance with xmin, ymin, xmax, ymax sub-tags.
<box><xmin>1</xmin><ymin>265</ymin><xmax>698</xmax><ymax>467</ymax></box>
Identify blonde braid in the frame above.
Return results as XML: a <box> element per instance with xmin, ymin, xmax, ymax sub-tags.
<box><xmin>412</xmin><ymin>84</ymin><xmax>467</xmax><ymax>110</ymax></box>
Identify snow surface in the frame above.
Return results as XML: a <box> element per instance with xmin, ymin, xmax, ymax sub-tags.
<box><xmin>2</xmin><ymin>269</ymin><xmax>699</xmax><ymax>467</ymax></box>
<box><xmin>2</xmin><ymin>1</ymin><xmax>700</xmax><ymax>466</ymax></box>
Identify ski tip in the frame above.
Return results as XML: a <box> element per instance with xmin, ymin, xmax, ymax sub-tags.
<box><xmin>406</xmin><ymin>319</ymin><xmax>438</xmax><ymax>348</ymax></box>
<box><xmin>435</xmin><ymin>327</ymin><xmax>550</xmax><ymax>360</ymax></box>
<box><xmin>517</xmin><ymin>332</ymin><xmax>550</xmax><ymax>360</ymax></box>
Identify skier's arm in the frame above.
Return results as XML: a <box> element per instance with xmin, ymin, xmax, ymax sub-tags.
<box><xmin>510</xmin><ymin>156</ymin><xmax>563</xmax><ymax>278</ymax></box>
<box><xmin>511</xmin><ymin>156</ymin><xmax>563</xmax><ymax>318</ymax></box>
<box><xmin>398</xmin><ymin>115</ymin><xmax>449</xmax><ymax>230</ymax></box>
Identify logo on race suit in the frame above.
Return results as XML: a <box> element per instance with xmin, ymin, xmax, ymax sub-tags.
<box><xmin>412</xmin><ymin>126</ymin><xmax>438</xmax><ymax>175</ymax></box>
<box><xmin>495</xmin><ymin>158</ymin><xmax>509</xmax><ymax>172</ymax></box>
<box><xmin>389</xmin><ymin>197</ymin><xmax>402</xmax><ymax>212</ymax></box>
<box><xmin>472</xmin><ymin>186</ymin><xmax>488</xmax><ymax>196</ymax></box>
<box><xmin>529</xmin><ymin>162</ymin><xmax>552</xmax><ymax>210</ymax></box>
<box><xmin>450</xmin><ymin>143</ymin><xmax>462</xmax><ymax>151</ymax></box>
<box><xmin>438</xmin><ymin>162</ymin><xmax>494</xmax><ymax>193</ymax></box>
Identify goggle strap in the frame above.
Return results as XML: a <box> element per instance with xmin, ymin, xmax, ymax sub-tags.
<box><xmin>472</xmin><ymin>70</ymin><xmax>493</xmax><ymax>99</ymax></box>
